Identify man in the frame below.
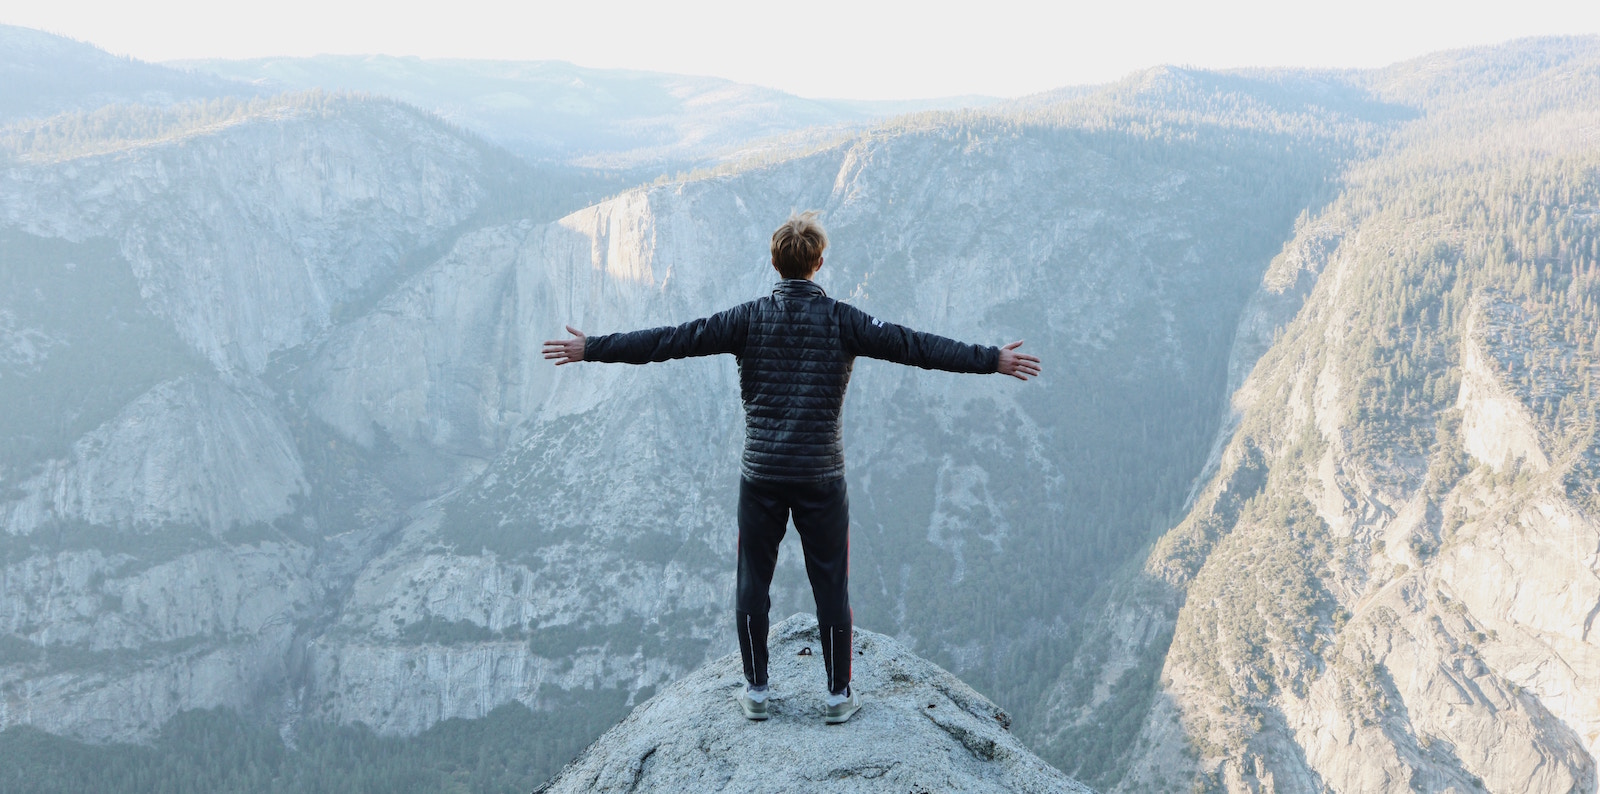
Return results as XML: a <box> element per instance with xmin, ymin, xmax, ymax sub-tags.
<box><xmin>542</xmin><ymin>211</ymin><xmax>1040</xmax><ymax>724</ymax></box>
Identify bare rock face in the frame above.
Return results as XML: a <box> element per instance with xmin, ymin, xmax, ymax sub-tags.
<box><xmin>2</xmin><ymin>375</ymin><xmax>306</xmax><ymax>536</ymax></box>
<box><xmin>1038</xmin><ymin>44</ymin><xmax>1600</xmax><ymax>791</ymax></box>
<box><xmin>0</xmin><ymin>97</ymin><xmax>495</xmax><ymax>375</ymax></box>
<box><xmin>0</xmin><ymin>92</ymin><xmax>507</xmax><ymax>743</ymax></box>
<box><xmin>542</xmin><ymin>614</ymin><xmax>1093</xmax><ymax>794</ymax></box>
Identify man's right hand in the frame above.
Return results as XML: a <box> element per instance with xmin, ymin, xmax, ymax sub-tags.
<box><xmin>998</xmin><ymin>340</ymin><xmax>1041</xmax><ymax>381</ymax></box>
<box><xmin>542</xmin><ymin>326</ymin><xmax>587</xmax><ymax>365</ymax></box>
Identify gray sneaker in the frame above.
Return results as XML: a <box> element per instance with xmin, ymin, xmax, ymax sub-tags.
<box><xmin>824</xmin><ymin>688</ymin><xmax>861</xmax><ymax>724</ymax></box>
<box><xmin>738</xmin><ymin>688</ymin><xmax>770</xmax><ymax>721</ymax></box>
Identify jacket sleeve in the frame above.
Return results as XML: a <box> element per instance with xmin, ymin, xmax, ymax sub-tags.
<box><xmin>583</xmin><ymin>303</ymin><xmax>749</xmax><ymax>364</ymax></box>
<box><xmin>840</xmin><ymin>303</ymin><xmax>999</xmax><ymax>374</ymax></box>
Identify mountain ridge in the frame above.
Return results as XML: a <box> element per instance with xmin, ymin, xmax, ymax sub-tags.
<box><xmin>0</xmin><ymin>24</ymin><xmax>251</xmax><ymax>122</ymax></box>
<box><xmin>173</xmin><ymin>54</ymin><xmax>1000</xmax><ymax>169</ymax></box>
<box><xmin>1037</xmin><ymin>36</ymin><xmax>1600</xmax><ymax>791</ymax></box>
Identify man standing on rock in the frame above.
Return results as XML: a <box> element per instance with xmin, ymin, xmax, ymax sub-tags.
<box><xmin>542</xmin><ymin>211</ymin><xmax>1040</xmax><ymax>724</ymax></box>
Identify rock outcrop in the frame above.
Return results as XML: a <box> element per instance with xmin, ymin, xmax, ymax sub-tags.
<box><xmin>0</xmin><ymin>91</ymin><xmax>517</xmax><ymax>743</ymax></box>
<box><xmin>541</xmin><ymin>614</ymin><xmax>1092</xmax><ymax>794</ymax></box>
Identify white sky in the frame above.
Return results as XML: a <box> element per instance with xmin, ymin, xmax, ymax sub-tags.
<box><xmin>5</xmin><ymin>0</ymin><xmax>1600</xmax><ymax>100</ymax></box>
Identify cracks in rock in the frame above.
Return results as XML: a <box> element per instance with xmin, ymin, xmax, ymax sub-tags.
<box><xmin>821</xmin><ymin>761</ymin><xmax>898</xmax><ymax>780</ymax></box>
<box><xmin>627</xmin><ymin>744</ymin><xmax>658</xmax><ymax>792</ymax></box>
<box><xmin>924</xmin><ymin>708</ymin><xmax>1004</xmax><ymax>762</ymax></box>
<box><xmin>931</xmin><ymin>677</ymin><xmax>1011</xmax><ymax>730</ymax></box>
<box><xmin>1581</xmin><ymin>597</ymin><xmax>1600</xmax><ymax>642</ymax></box>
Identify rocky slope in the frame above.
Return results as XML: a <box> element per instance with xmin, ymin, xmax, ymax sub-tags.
<box><xmin>0</xmin><ymin>94</ymin><xmax>515</xmax><ymax>375</ymax></box>
<box><xmin>541</xmin><ymin>613</ymin><xmax>1092</xmax><ymax>794</ymax></box>
<box><xmin>1036</xmin><ymin>37</ymin><xmax>1600</xmax><ymax>792</ymax></box>
<box><xmin>0</xmin><ymin>91</ymin><xmax>533</xmax><ymax>742</ymax></box>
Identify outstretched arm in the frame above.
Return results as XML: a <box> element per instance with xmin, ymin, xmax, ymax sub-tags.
<box><xmin>843</xmin><ymin>304</ymin><xmax>1040</xmax><ymax>379</ymax></box>
<box><xmin>543</xmin><ymin>304</ymin><xmax>749</xmax><ymax>366</ymax></box>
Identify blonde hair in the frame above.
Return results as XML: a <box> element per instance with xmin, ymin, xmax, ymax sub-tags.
<box><xmin>770</xmin><ymin>211</ymin><xmax>828</xmax><ymax>279</ymax></box>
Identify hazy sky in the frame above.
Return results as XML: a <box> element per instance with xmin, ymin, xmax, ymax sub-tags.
<box><xmin>6</xmin><ymin>0</ymin><xmax>1600</xmax><ymax>99</ymax></box>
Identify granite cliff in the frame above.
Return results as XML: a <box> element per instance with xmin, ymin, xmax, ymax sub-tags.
<box><xmin>1036</xmin><ymin>38</ymin><xmax>1600</xmax><ymax>792</ymax></box>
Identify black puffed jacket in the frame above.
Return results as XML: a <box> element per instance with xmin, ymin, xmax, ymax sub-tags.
<box><xmin>584</xmin><ymin>279</ymin><xmax>1000</xmax><ymax>483</ymax></box>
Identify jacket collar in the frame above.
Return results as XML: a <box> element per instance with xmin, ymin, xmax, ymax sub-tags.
<box><xmin>773</xmin><ymin>279</ymin><xmax>826</xmax><ymax>299</ymax></box>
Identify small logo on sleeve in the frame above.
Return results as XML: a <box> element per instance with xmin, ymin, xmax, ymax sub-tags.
<box><xmin>871</xmin><ymin>317</ymin><xmax>884</xmax><ymax>328</ymax></box>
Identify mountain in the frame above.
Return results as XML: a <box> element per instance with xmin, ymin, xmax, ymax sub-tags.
<box><xmin>175</xmin><ymin>55</ymin><xmax>996</xmax><ymax>168</ymax></box>
<box><xmin>281</xmin><ymin>63</ymin><xmax>1372</xmax><ymax>752</ymax></box>
<box><xmin>540</xmin><ymin>613</ymin><xmax>1092</xmax><ymax>793</ymax></box>
<box><xmin>0</xmin><ymin>24</ymin><xmax>249</xmax><ymax>123</ymax></box>
<box><xmin>1035</xmin><ymin>36</ymin><xmax>1600</xmax><ymax>792</ymax></box>
<box><xmin>0</xmin><ymin>23</ymin><xmax>935</xmax><ymax>188</ymax></box>
<box><xmin>0</xmin><ymin>49</ymin><xmax>1356</xmax><ymax>786</ymax></box>
<box><xmin>0</xmin><ymin>90</ymin><xmax>594</xmax><ymax>747</ymax></box>
<box><xmin>2</xmin><ymin>28</ymin><xmax>1598</xmax><ymax>794</ymax></box>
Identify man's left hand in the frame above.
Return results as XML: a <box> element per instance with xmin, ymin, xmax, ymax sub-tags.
<box><xmin>998</xmin><ymin>340</ymin><xmax>1040</xmax><ymax>381</ymax></box>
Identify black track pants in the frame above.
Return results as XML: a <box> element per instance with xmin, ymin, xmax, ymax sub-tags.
<box><xmin>734</xmin><ymin>475</ymin><xmax>852</xmax><ymax>695</ymax></box>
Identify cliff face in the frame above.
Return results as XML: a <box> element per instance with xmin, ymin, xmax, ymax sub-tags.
<box><xmin>0</xmin><ymin>97</ymin><xmax>497</xmax><ymax>375</ymax></box>
<box><xmin>541</xmin><ymin>613</ymin><xmax>1093</xmax><ymax>794</ymax></box>
<box><xmin>2</xmin><ymin>376</ymin><xmax>305</xmax><ymax>536</ymax></box>
<box><xmin>1036</xmin><ymin>40</ymin><xmax>1600</xmax><ymax>793</ymax></box>
<box><xmin>0</xmin><ymin>95</ymin><xmax>519</xmax><ymax>742</ymax></box>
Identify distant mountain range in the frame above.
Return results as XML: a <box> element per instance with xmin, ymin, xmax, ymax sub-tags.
<box><xmin>0</xmin><ymin>23</ymin><xmax>995</xmax><ymax>171</ymax></box>
<box><xmin>173</xmin><ymin>54</ymin><xmax>998</xmax><ymax>168</ymax></box>
<box><xmin>0</xmin><ymin>25</ymin><xmax>247</xmax><ymax>120</ymax></box>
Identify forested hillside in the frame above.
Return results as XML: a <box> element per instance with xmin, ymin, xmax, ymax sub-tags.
<box><xmin>1036</xmin><ymin>37</ymin><xmax>1600</xmax><ymax>792</ymax></box>
<box><xmin>0</xmin><ymin>24</ymin><xmax>247</xmax><ymax>122</ymax></box>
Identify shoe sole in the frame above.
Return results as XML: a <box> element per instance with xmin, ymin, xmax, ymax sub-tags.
<box><xmin>824</xmin><ymin>702</ymin><xmax>860</xmax><ymax>724</ymax></box>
